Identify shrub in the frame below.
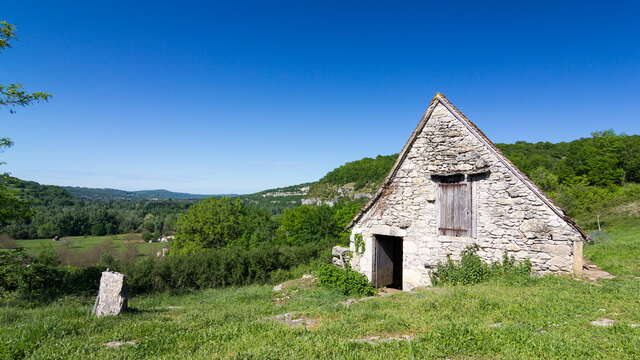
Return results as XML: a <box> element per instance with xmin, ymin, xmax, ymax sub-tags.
<box><xmin>16</xmin><ymin>263</ymin><xmax>65</xmax><ymax>300</ymax></box>
<box><xmin>0</xmin><ymin>248</ymin><xmax>29</xmax><ymax>293</ymax></box>
<box><xmin>0</xmin><ymin>248</ymin><xmax>103</xmax><ymax>302</ymax></box>
<box><xmin>1</xmin><ymin>239</ymin><xmax>331</xmax><ymax>300</ymax></box>
<box><xmin>61</xmin><ymin>265</ymin><xmax>102</xmax><ymax>295</ymax></box>
<box><xmin>124</xmin><ymin>242</ymin><xmax>327</xmax><ymax>295</ymax></box>
<box><xmin>431</xmin><ymin>244</ymin><xmax>532</xmax><ymax>286</ymax></box>
<box><xmin>142</xmin><ymin>232</ymin><xmax>157</xmax><ymax>242</ymax></box>
<box><xmin>316</xmin><ymin>264</ymin><xmax>375</xmax><ymax>296</ymax></box>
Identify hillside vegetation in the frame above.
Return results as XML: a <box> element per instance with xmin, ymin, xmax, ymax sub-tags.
<box><xmin>307</xmin><ymin>131</ymin><xmax>640</xmax><ymax>229</ymax></box>
<box><xmin>238</xmin><ymin>183</ymin><xmax>312</xmax><ymax>214</ymax></box>
<box><xmin>0</xmin><ymin>176</ymin><xmax>191</xmax><ymax>240</ymax></box>
<box><xmin>0</xmin><ymin>179</ymin><xmax>309</xmax><ymax>240</ymax></box>
<box><xmin>2</xmin><ymin>131</ymin><xmax>640</xmax><ymax>359</ymax></box>
<box><xmin>2</xmin><ymin>222</ymin><xmax>639</xmax><ymax>359</ymax></box>
<box><xmin>62</xmin><ymin>187</ymin><xmax>217</xmax><ymax>201</ymax></box>
<box><xmin>2</xmin><ymin>131</ymin><xmax>639</xmax><ymax>240</ymax></box>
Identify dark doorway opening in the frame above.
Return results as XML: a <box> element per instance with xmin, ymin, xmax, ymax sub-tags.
<box><xmin>373</xmin><ymin>235</ymin><xmax>403</xmax><ymax>289</ymax></box>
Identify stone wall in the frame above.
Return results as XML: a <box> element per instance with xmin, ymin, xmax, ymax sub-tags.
<box><xmin>350</xmin><ymin>102</ymin><xmax>584</xmax><ymax>290</ymax></box>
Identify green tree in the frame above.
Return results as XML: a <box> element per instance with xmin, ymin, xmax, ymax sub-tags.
<box><xmin>0</xmin><ymin>143</ymin><xmax>32</xmax><ymax>225</ymax></box>
<box><xmin>172</xmin><ymin>197</ymin><xmax>275</xmax><ymax>254</ymax></box>
<box><xmin>1</xmin><ymin>21</ymin><xmax>51</xmax><ymax>226</ymax></box>
<box><xmin>332</xmin><ymin>201</ymin><xmax>363</xmax><ymax>245</ymax></box>
<box><xmin>276</xmin><ymin>205</ymin><xmax>339</xmax><ymax>246</ymax></box>
<box><xmin>1</xmin><ymin>21</ymin><xmax>51</xmax><ymax>111</ymax></box>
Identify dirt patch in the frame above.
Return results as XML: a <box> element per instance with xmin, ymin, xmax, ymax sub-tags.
<box><xmin>351</xmin><ymin>333</ymin><xmax>414</xmax><ymax>344</ymax></box>
<box><xmin>103</xmin><ymin>340</ymin><xmax>138</xmax><ymax>347</ymax></box>
<box><xmin>341</xmin><ymin>287</ymin><xmax>404</xmax><ymax>306</ymax></box>
<box><xmin>273</xmin><ymin>292</ymin><xmax>292</xmax><ymax>305</ymax></box>
<box><xmin>271</xmin><ymin>312</ymin><xmax>320</xmax><ymax>330</ymax></box>
<box><xmin>590</xmin><ymin>318</ymin><xmax>615</xmax><ymax>327</ymax></box>
<box><xmin>272</xmin><ymin>274</ymin><xmax>316</xmax><ymax>292</ymax></box>
<box><xmin>272</xmin><ymin>274</ymin><xmax>316</xmax><ymax>305</ymax></box>
<box><xmin>580</xmin><ymin>264</ymin><xmax>615</xmax><ymax>282</ymax></box>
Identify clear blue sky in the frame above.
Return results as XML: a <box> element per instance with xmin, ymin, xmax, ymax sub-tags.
<box><xmin>3</xmin><ymin>1</ymin><xmax>639</xmax><ymax>194</ymax></box>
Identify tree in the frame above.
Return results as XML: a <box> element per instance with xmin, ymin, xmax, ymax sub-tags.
<box><xmin>1</xmin><ymin>21</ymin><xmax>51</xmax><ymax>225</ymax></box>
<box><xmin>172</xmin><ymin>197</ymin><xmax>275</xmax><ymax>254</ymax></box>
<box><xmin>276</xmin><ymin>205</ymin><xmax>339</xmax><ymax>246</ymax></box>
<box><xmin>0</xmin><ymin>142</ymin><xmax>32</xmax><ymax>226</ymax></box>
<box><xmin>1</xmin><ymin>21</ymin><xmax>51</xmax><ymax>111</ymax></box>
<box><xmin>0</xmin><ymin>176</ymin><xmax>32</xmax><ymax>226</ymax></box>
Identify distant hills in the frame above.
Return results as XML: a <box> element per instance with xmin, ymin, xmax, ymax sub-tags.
<box><xmin>62</xmin><ymin>186</ymin><xmax>232</xmax><ymax>201</ymax></box>
<box><xmin>7</xmin><ymin>131</ymin><xmax>639</xmax><ymax>214</ymax></box>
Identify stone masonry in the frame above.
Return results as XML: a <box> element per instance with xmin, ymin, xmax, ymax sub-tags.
<box><xmin>348</xmin><ymin>94</ymin><xmax>586</xmax><ymax>290</ymax></box>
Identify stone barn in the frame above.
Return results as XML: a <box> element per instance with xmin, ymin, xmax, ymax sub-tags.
<box><xmin>347</xmin><ymin>93</ymin><xmax>587</xmax><ymax>290</ymax></box>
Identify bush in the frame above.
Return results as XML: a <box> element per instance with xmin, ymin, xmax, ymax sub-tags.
<box><xmin>16</xmin><ymin>263</ymin><xmax>65</xmax><ymax>300</ymax></box>
<box><xmin>124</xmin><ymin>242</ymin><xmax>327</xmax><ymax>295</ymax></box>
<box><xmin>316</xmin><ymin>264</ymin><xmax>375</xmax><ymax>297</ymax></box>
<box><xmin>431</xmin><ymin>244</ymin><xmax>532</xmax><ymax>286</ymax></box>
<box><xmin>0</xmin><ymin>248</ymin><xmax>29</xmax><ymax>294</ymax></box>
<box><xmin>142</xmin><ymin>232</ymin><xmax>157</xmax><ymax>242</ymax></box>
<box><xmin>0</xmin><ymin>239</ymin><xmax>331</xmax><ymax>300</ymax></box>
<box><xmin>0</xmin><ymin>248</ymin><xmax>103</xmax><ymax>302</ymax></box>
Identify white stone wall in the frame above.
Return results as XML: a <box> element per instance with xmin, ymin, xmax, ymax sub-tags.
<box><xmin>350</xmin><ymin>103</ymin><xmax>584</xmax><ymax>290</ymax></box>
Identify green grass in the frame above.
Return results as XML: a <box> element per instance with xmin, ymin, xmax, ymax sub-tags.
<box><xmin>584</xmin><ymin>221</ymin><xmax>640</xmax><ymax>277</ymax></box>
<box><xmin>14</xmin><ymin>234</ymin><xmax>166</xmax><ymax>257</ymax></box>
<box><xmin>2</xmin><ymin>224</ymin><xmax>639</xmax><ymax>359</ymax></box>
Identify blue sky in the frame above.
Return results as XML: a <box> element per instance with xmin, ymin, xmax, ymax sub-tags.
<box><xmin>2</xmin><ymin>1</ymin><xmax>639</xmax><ymax>194</ymax></box>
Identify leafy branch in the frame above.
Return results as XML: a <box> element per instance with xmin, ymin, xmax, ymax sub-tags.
<box><xmin>1</xmin><ymin>21</ymin><xmax>52</xmax><ymax>112</ymax></box>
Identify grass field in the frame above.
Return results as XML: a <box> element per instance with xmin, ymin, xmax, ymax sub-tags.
<box><xmin>1</xmin><ymin>224</ymin><xmax>639</xmax><ymax>359</ymax></box>
<box><xmin>584</xmin><ymin>221</ymin><xmax>640</xmax><ymax>277</ymax></box>
<box><xmin>13</xmin><ymin>233</ymin><xmax>167</xmax><ymax>258</ymax></box>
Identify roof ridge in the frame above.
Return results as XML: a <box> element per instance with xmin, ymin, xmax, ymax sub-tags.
<box><xmin>347</xmin><ymin>94</ymin><xmax>587</xmax><ymax>240</ymax></box>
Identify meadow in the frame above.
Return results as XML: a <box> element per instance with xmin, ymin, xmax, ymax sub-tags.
<box><xmin>1</xmin><ymin>223</ymin><xmax>639</xmax><ymax>359</ymax></box>
<box><xmin>9</xmin><ymin>234</ymin><xmax>167</xmax><ymax>267</ymax></box>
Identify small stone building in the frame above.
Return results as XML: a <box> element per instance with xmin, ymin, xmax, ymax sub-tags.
<box><xmin>347</xmin><ymin>94</ymin><xmax>586</xmax><ymax>290</ymax></box>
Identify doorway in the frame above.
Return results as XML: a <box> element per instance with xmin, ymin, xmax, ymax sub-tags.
<box><xmin>373</xmin><ymin>235</ymin><xmax>403</xmax><ymax>289</ymax></box>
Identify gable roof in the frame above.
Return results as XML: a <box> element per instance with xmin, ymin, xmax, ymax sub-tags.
<box><xmin>348</xmin><ymin>93</ymin><xmax>587</xmax><ymax>240</ymax></box>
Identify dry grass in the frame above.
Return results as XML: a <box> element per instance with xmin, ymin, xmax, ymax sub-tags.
<box><xmin>0</xmin><ymin>234</ymin><xmax>16</xmax><ymax>249</ymax></box>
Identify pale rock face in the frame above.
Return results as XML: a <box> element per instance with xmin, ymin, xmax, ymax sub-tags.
<box><xmin>350</xmin><ymin>100</ymin><xmax>584</xmax><ymax>290</ymax></box>
<box><xmin>93</xmin><ymin>271</ymin><xmax>128</xmax><ymax>317</ymax></box>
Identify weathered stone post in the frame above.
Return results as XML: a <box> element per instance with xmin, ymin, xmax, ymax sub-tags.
<box><xmin>92</xmin><ymin>270</ymin><xmax>128</xmax><ymax>317</ymax></box>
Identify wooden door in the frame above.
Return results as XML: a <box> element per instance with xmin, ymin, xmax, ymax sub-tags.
<box><xmin>374</xmin><ymin>236</ymin><xmax>400</xmax><ymax>288</ymax></box>
<box><xmin>438</xmin><ymin>183</ymin><xmax>471</xmax><ymax>237</ymax></box>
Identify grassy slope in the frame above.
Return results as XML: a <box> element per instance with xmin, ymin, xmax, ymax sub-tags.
<box><xmin>585</xmin><ymin>221</ymin><xmax>640</xmax><ymax>277</ymax></box>
<box><xmin>2</xmin><ymin>224</ymin><xmax>640</xmax><ymax>359</ymax></box>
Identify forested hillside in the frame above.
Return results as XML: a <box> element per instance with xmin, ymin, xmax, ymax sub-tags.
<box><xmin>307</xmin><ymin>154</ymin><xmax>397</xmax><ymax>199</ymax></box>
<box><xmin>238</xmin><ymin>183</ymin><xmax>312</xmax><ymax>214</ymax></box>
<box><xmin>306</xmin><ymin>131</ymin><xmax>640</xmax><ymax>229</ymax></box>
<box><xmin>63</xmin><ymin>187</ymin><xmax>217</xmax><ymax>201</ymax></box>
<box><xmin>0</xmin><ymin>176</ymin><xmax>192</xmax><ymax>239</ymax></box>
<box><xmin>1</xmin><ymin>131</ymin><xmax>639</xmax><ymax>239</ymax></box>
